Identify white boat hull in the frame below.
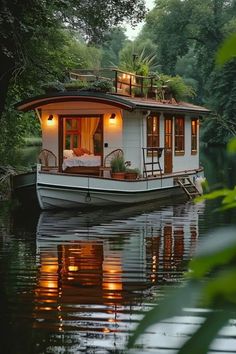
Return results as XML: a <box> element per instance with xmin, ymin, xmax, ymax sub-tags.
<box><xmin>36</xmin><ymin>167</ymin><xmax>203</xmax><ymax>210</ymax></box>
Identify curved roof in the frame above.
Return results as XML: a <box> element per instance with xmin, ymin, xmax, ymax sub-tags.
<box><xmin>16</xmin><ymin>90</ymin><xmax>210</xmax><ymax>115</ymax></box>
<box><xmin>15</xmin><ymin>91</ymin><xmax>136</xmax><ymax>112</ymax></box>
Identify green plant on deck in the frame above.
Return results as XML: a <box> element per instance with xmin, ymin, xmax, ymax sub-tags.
<box><xmin>110</xmin><ymin>155</ymin><xmax>126</xmax><ymax>173</ymax></box>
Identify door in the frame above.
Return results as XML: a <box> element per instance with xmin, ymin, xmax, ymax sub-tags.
<box><xmin>164</xmin><ymin>117</ymin><xmax>173</xmax><ymax>173</ymax></box>
<box><xmin>58</xmin><ymin>115</ymin><xmax>103</xmax><ymax>172</ymax></box>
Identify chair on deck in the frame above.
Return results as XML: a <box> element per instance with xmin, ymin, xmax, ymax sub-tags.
<box><xmin>99</xmin><ymin>149</ymin><xmax>124</xmax><ymax>177</ymax></box>
<box><xmin>38</xmin><ymin>149</ymin><xmax>57</xmax><ymax>171</ymax></box>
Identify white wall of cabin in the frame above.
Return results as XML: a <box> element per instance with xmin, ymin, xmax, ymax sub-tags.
<box><xmin>39</xmin><ymin>101</ymin><xmax>200</xmax><ymax>174</ymax></box>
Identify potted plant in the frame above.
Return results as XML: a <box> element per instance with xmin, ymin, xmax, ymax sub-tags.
<box><xmin>125</xmin><ymin>168</ymin><xmax>140</xmax><ymax>180</ymax></box>
<box><xmin>110</xmin><ymin>155</ymin><xmax>126</xmax><ymax>179</ymax></box>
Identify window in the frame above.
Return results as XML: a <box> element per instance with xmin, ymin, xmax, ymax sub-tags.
<box><xmin>64</xmin><ymin>118</ymin><xmax>81</xmax><ymax>149</ymax></box>
<box><xmin>191</xmin><ymin>118</ymin><xmax>198</xmax><ymax>154</ymax></box>
<box><xmin>174</xmin><ymin>117</ymin><xmax>185</xmax><ymax>155</ymax></box>
<box><xmin>147</xmin><ymin>115</ymin><xmax>160</xmax><ymax>153</ymax></box>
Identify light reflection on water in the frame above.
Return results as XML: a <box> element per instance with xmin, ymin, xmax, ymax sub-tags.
<box><xmin>0</xmin><ymin>199</ymin><xmax>235</xmax><ymax>353</ymax></box>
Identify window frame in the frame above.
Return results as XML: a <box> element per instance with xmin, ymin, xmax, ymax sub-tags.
<box><xmin>146</xmin><ymin>114</ymin><xmax>160</xmax><ymax>156</ymax></box>
<box><xmin>191</xmin><ymin>118</ymin><xmax>198</xmax><ymax>155</ymax></box>
<box><xmin>174</xmin><ymin>116</ymin><xmax>185</xmax><ymax>156</ymax></box>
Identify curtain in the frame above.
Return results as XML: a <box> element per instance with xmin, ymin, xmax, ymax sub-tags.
<box><xmin>81</xmin><ymin>117</ymin><xmax>100</xmax><ymax>152</ymax></box>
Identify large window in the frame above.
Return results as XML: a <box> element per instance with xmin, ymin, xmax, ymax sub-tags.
<box><xmin>147</xmin><ymin>115</ymin><xmax>160</xmax><ymax>153</ymax></box>
<box><xmin>174</xmin><ymin>117</ymin><xmax>185</xmax><ymax>155</ymax></box>
<box><xmin>63</xmin><ymin>116</ymin><xmax>102</xmax><ymax>154</ymax></box>
<box><xmin>191</xmin><ymin>118</ymin><xmax>198</xmax><ymax>154</ymax></box>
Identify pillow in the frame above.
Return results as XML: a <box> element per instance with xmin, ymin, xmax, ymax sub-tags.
<box><xmin>73</xmin><ymin>147</ymin><xmax>91</xmax><ymax>156</ymax></box>
<box><xmin>63</xmin><ymin>149</ymin><xmax>74</xmax><ymax>159</ymax></box>
<box><xmin>82</xmin><ymin>148</ymin><xmax>91</xmax><ymax>155</ymax></box>
<box><xmin>73</xmin><ymin>147</ymin><xmax>85</xmax><ymax>156</ymax></box>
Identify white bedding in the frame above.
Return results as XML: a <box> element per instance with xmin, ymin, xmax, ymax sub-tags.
<box><xmin>62</xmin><ymin>154</ymin><xmax>101</xmax><ymax>171</ymax></box>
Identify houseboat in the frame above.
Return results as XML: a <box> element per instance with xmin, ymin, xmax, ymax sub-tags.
<box><xmin>15</xmin><ymin>68</ymin><xmax>209</xmax><ymax>210</ymax></box>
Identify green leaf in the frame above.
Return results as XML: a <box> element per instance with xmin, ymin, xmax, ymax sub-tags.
<box><xmin>179</xmin><ymin>309</ymin><xmax>231</xmax><ymax>354</ymax></box>
<box><xmin>203</xmin><ymin>268</ymin><xmax>236</xmax><ymax>306</ymax></box>
<box><xmin>190</xmin><ymin>227</ymin><xmax>236</xmax><ymax>278</ymax></box>
<box><xmin>216</xmin><ymin>33</ymin><xmax>236</xmax><ymax>66</ymax></box>
<box><xmin>227</xmin><ymin>137</ymin><xmax>236</xmax><ymax>154</ymax></box>
<box><xmin>127</xmin><ymin>281</ymin><xmax>203</xmax><ymax>348</ymax></box>
<box><xmin>195</xmin><ymin>189</ymin><xmax>231</xmax><ymax>203</ymax></box>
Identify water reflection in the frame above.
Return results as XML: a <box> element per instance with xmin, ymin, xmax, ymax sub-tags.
<box><xmin>31</xmin><ymin>201</ymin><xmax>204</xmax><ymax>352</ymax></box>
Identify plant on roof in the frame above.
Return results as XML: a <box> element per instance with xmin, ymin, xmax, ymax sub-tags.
<box><xmin>155</xmin><ymin>74</ymin><xmax>196</xmax><ymax>102</ymax></box>
<box><xmin>64</xmin><ymin>80</ymin><xmax>89</xmax><ymax>90</ymax></box>
<box><xmin>88</xmin><ymin>79</ymin><xmax>113</xmax><ymax>93</ymax></box>
<box><xmin>119</xmin><ymin>44</ymin><xmax>159</xmax><ymax>76</ymax></box>
<box><xmin>41</xmin><ymin>80</ymin><xmax>65</xmax><ymax>93</ymax></box>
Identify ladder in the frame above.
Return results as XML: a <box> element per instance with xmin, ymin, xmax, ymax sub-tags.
<box><xmin>176</xmin><ymin>177</ymin><xmax>200</xmax><ymax>200</ymax></box>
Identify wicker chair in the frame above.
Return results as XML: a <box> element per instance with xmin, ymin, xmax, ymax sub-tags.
<box><xmin>38</xmin><ymin>149</ymin><xmax>57</xmax><ymax>171</ymax></box>
<box><xmin>99</xmin><ymin>149</ymin><xmax>123</xmax><ymax>177</ymax></box>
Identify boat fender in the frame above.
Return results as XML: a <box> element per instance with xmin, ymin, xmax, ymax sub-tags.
<box><xmin>194</xmin><ymin>176</ymin><xmax>206</xmax><ymax>195</ymax></box>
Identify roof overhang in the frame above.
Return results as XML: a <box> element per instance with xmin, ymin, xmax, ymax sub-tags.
<box><xmin>15</xmin><ymin>91</ymin><xmax>210</xmax><ymax>116</ymax></box>
<box><xmin>130</xmin><ymin>99</ymin><xmax>210</xmax><ymax>115</ymax></box>
<box><xmin>15</xmin><ymin>91</ymin><xmax>136</xmax><ymax>112</ymax></box>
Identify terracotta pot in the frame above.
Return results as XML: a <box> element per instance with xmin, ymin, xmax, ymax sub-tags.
<box><xmin>125</xmin><ymin>172</ymin><xmax>138</xmax><ymax>180</ymax></box>
<box><xmin>111</xmin><ymin>172</ymin><xmax>126</xmax><ymax>180</ymax></box>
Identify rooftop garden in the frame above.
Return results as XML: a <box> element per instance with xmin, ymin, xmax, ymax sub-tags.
<box><xmin>42</xmin><ymin>67</ymin><xmax>195</xmax><ymax>103</ymax></box>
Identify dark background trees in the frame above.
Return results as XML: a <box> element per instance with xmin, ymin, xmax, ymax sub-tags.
<box><xmin>140</xmin><ymin>0</ymin><xmax>236</xmax><ymax>144</ymax></box>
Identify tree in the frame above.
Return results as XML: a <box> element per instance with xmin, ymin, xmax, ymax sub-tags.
<box><xmin>139</xmin><ymin>0</ymin><xmax>236</xmax><ymax>142</ymax></box>
<box><xmin>0</xmin><ymin>0</ymin><xmax>146</xmax><ymax>119</ymax></box>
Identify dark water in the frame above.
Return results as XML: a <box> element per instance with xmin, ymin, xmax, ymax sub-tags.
<box><xmin>0</xmin><ymin>198</ymin><xmax>235</xmax><ymax>354</ymax></box>
<box><xmin>0</xmin><ymin>146</ymin><xmax>236</xmax><ymax>353</ymax></box>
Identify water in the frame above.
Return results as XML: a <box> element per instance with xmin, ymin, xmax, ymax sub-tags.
<box><xmin>0</xmin><ymin>197</ymin><xmax>235</xmax><ymax>354</ymax></box>
<box><xmin>1</xmin><ymin>146</ymin><xmax>236</xmax><ymax>353</ymax></box>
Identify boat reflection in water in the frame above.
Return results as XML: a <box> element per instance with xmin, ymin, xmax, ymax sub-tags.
<box><xmin>34</xmin><ymin>201</ymin><xmax>204</xmax><ymax>352</ymax></box>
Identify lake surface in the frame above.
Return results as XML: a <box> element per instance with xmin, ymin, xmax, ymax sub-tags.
<box><xmin>0</xmin><ymin>146</ymin><xmax>236</xmax><ymax>353</ymax></box>
<box><xmin>0</xmin><ymin>197</ymin><xmax>235</xmax><ymax>354</ymax></box>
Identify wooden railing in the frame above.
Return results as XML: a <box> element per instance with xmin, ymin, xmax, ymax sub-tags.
<box><xmin>69</xmin><ymin>68</ymin><xmax>158</xmax><ymax>98</ymax></box>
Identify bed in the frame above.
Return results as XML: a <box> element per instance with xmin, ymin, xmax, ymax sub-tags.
<box><xmin>63</xmin><ymin>149</ymin><xmax>101</xmax><ymax>175</ymax></box>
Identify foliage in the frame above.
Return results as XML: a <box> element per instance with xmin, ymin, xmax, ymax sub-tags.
<box><xmin>131</xmin><ymin>86</ymin><xmax>148</xmax><ymax>97</ymax></box>
<box><xmin>110</xmin><ymin>155</ymin><xmax>126</xmax><ymax>173</ymax></box>
<box><xmin>100</xmin><ymin>27</ymin><xmax>128</xmax><ymax>67</ymax></box>
<box><xmin>64</xmin><ymin>80</ymin><xmax>88</xmax><ymax>90</ymax></box>
<box><xmin>0</xmin><ymin>0</ymin><xmax>146</xmax><ymax>119</ymax></box>
<box><xmin>156</xmin><ymin>73</ymin><xmax>196</xmax><ymax>101</ymax></box>
<box><xmin>216</xmin><ymin>33</ymin><xmax>236</xmax><ymax>66</ymax></box>
<box><xmin>139</xmin><ymin>0</ymin><xmax>236</xmax><ymax>142</ymax></box>
<box><xmin>87</xmin><ymin>79</ymin><xmax>113</xmax><ymax>93</ymax></box>
<box><xmin>119</xmin><ymin>42</ymin><xmax>159</xmax><ymax>75</ymax></box>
